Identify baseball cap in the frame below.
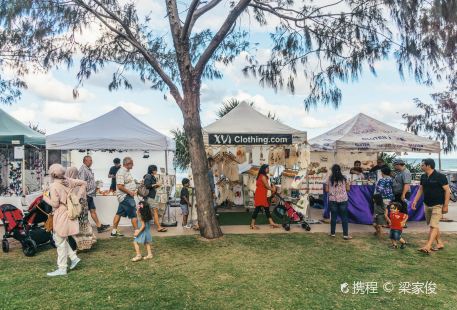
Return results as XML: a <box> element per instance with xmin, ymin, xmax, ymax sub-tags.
<box><xmin>393</xmin><ymin>159</ymin><xmax>405</xmax><ymax>165</ymax></box>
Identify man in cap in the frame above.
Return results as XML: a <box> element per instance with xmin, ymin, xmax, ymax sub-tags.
<box><xmin>392</xmin><ymin>158</ymin><xmax>412</xmax><ymax>209</ymax></box>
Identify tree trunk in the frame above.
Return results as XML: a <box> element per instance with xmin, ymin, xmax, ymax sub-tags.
<box><xmin>182</xmin><ymin>89</ymin><xmax>223</xmax><ymax>239</ymax></box>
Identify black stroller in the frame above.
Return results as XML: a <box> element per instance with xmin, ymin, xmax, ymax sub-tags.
<box><xmin>1</xmin><ymin>195</ymin><xmax>55</xmax><ymax>256</ymax></box>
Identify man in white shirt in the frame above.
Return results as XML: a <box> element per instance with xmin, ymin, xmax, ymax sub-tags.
<box><xmin>111</xmin><ymin>157</ymin><xmax>138</xmax><ymax>237</ymax></box>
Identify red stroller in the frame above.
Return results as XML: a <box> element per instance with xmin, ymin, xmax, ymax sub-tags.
<box><xmin>1</xmin><ymin>195</ymin><xmax>55</xmax><ymax>256</ymax></box>
<box><xmin>273</xmin><ymin>194</ymin><xmax>311</xmax><ymax>232</ymax></box>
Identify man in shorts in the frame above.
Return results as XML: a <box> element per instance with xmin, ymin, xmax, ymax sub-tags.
<box><xmin>412</xmin><ymin>158</ymin><xmax>450</xmax><ymax>254</ymax></box>
<box><xmin>79</xmin><ymin>155</ymin><xmax>110</xmax><ymax>233</ymax></box>
<box><xmin>111</xmin><ymin>157</ymin><xmax>138</xmax><ymax>237</ymax></box>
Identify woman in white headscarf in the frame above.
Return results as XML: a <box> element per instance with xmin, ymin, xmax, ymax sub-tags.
<box><xmin>43</xmin><ymin>164</ymin><xmax>87</xmax><ymax>277</ymax></box>
<box><xmin>65</xmin><ymin>166</ymin><xmax>96</xmax><ymax>251</ymax></box>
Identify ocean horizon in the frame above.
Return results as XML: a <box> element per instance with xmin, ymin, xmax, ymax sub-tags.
<box><xmin>405</xmin><ymin>158</ymin><xmax>457</xmax><ymax>171</ymax></box>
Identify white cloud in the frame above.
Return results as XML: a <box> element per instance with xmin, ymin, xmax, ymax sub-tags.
<box><xmin>225</xmin><ymin>91</ymin><xmax>329</xmax><ymax>130</ymax></box>
<box><xmin>43</xmin><ymin>101</ymin><xmax>84</xmax><ymax>124</ymax></box>
<box><xmin>9</xmin><ymin>107</ymin><xmax>36</xmax><ymax>124</ymax></box>
<box><xmin>24</xmin><ymin>73</ymin><xmax>92</xmax><ymax>103</ymax></box>
<box><xmin>359</xmin><ymin>100</ymin><xmax>415</xmax><ymax>128</ymax></box>
<box><xmin>120</xmin><ymin>101</ymin><xmax>150</xmax><ymax>116</ymax></box>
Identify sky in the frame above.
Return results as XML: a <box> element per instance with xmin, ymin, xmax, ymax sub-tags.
<box><xmin>1</xmin><ymin>1</ymin><xmax>452</xmax><ymax>158</ymax></box>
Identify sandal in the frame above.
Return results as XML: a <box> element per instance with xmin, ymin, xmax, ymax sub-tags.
<box><xmin>131</xmin><ymin>255</ymin><xmax>143</xmax><ymax>262</ymax></box>
<box><xmin>431</xmin><ymin>246</ymin><xmax>444</xmax><ymax>251</ymax></box>
<box><xmin>143</xmin><ymin>254</ymin><xmax>153</xmax><ymax>260</ymax></box>
<box><xmin>418</xmin><ymin>248</ymin><xmax>431</xmax><ymax>255</ymax></box>
<box><xmin>158</xmin><ymin>228</ymin><xmax>168</xmax><ymax>232</ymax></box>
<box><xmin>270</xmin><ymin>224</ymin><xmax>280</xmax><ymax>229</ymax></box>
<box><xmin>250</xmin><ymin>225</ymin><xmax>260</xmax><ymax>230</ymax></box>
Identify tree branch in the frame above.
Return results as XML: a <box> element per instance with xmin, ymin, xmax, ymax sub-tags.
<box><xmin>194</xmin><ymin>0</ymin><xmax>251</xmax><ymax>78</ymax></box>
<box><xmin>181</xmin><ymin>0</ymin><xmax>200</xmax><ymax>40</ymax></box>
<box><xmin>73</xmin><ymin>0</ymin><xmax>184</xmax><ymax>105</ymax></box>
<box><xmin>188</xmin><ymin>0</ymin><xmax>223</xmax><ymax>35</ymax></box>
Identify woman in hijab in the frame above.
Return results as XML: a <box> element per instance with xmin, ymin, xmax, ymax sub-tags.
<box><xmin>43</xmin><ymin>164</ymin><xmax>87</xmax><ymax>277</ymax></box>
<box><xmin>250</xmin><ymin>164</ymin><xmax>280</xmax><ymax>229</ymax></box>
<box><xmin>65</xmin><ymin>166</ymin><xmax>96</xmax><ymax>251</ymax></box>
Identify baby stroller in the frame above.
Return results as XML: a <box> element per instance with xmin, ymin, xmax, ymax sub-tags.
<box><xmin>1</xmin><ymin>196</ymin><xmax>55</xmax><ymax>256</ymax></box>
<box><xmin>273</xmin><ymin>194</ymin><xmax>311</xmax><ymax>232</ymax></box>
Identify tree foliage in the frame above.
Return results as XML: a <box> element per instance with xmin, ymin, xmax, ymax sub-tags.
<box><xmin>171</xmin><ymin>127</ymin><xmax>190</xmax><ymax>171</ymax></box>
<box><xmin>402</xmin><ymin>1</ymin><xmax>457</xmax><ymax>152</ymax></box>
<box><xmin>28</xmin><ymin>122</ymin><xmax>46</xmax><ymax>135</ymax></box>
<box><xmin>0</xmin><ymin>1</ymin><xmax>454</xmax><ymax>108</ymax></box>
<box><xmin>216</xmin><ymin>98</ymin><xmax>279</xmax><ymax>120</ymax></box>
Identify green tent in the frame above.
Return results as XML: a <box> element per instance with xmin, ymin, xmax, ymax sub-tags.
<box><xmin>0</xmin><ymin>109</ymin><xmax>45</xmax><ymax>146</ymax></box>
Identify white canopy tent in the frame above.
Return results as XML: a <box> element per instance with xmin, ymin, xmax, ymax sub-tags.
<box><xmin>47</xmin><ymin>106</ymin><xmax>175</xmax><ymax>151</ymax></box>
<box><xmin>309</xmin><ymin>113</ymin><xmax>440</xmax><ymax>153</ymax></box>
<box><xmin>203</xmin><ymin>102</ymin><xmax>307</xmax><ymax>145</ymax></box>
<box><xmin>46</xmin><ymin>107</ymin><xmax>176</xmax><ymax>226</ymax></box>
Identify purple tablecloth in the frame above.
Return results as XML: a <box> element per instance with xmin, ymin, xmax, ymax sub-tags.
<box><xmin>323</xmin><ymin>185</ymin><xmax>425</xmax><ymax>224</ymax></box>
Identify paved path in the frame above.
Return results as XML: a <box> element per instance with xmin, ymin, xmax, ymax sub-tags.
<box><xmin>98</xmin><ymin>203</ymin><xmax>457</xmax><ymax>239</ymax></box>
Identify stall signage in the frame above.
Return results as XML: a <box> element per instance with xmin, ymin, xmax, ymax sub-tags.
<box><xmin>209</xmin><ymin>134</ymin><xmax>292</xmax><ymax>145</ymax></box>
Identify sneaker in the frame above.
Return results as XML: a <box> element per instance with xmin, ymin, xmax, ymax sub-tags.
<box><xmin>101</xmin><ymin>224</ymin><xmax>110</xmax><ymax>230</ymax></box>
<box><xmin>69</xmin><ymin>257</ymin><xmax>81</xmax><ymax>270</ymax></box>
<box><xmin>131</xmin><ymin>255</ymin><xmax>142</xmax><ymax>262</ymax></box>
<box><xmin>329</xmin><ymin>234</ymin><xmax>336</xmax><ymax>237</ymax></box>
<box><xmin>47</xmin><ymin>269</ymin><xmax>67</xmax><ymax>277</ymax></box>
<box><xmin>97</xmin><ymin>226</ymin><xmax>108</xmax><ymax>233</ymax></box>
<box><xmin>185</xmin><ymin>224</ymin><xmax>192</xmax><ymax>229</ymax></box>
<box><xmin>110</xmin><ymin>230</ymin><xmax>124</xmax><ymax>237</ymax></box>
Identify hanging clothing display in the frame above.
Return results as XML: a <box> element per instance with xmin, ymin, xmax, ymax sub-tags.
<box><xmin>280</xmin><ymin>169</ymin><xmax>298</xmax><ymax>194</ymax></box>
<box><xmin>298</xmin><ymin>145</ymin><xmax>310</xmax><ymax>169</ymax></box>
<box><xmin>235</xmin><ymin>146</ymin><xmax>247</xmax><ymax>164</ymax></box>
<box><xmin>286</xmin><ymin>145</ymin><xmax>298</xmax><ymax>169</ymax></box>
<box><xmin>232</xmin><ymin>184</ymin><xmax>243</xmax><ymax>205</ymax></box>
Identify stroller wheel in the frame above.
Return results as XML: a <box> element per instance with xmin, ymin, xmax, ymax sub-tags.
<box><xmin>22</xmin><ymin>238</ymin><xmax>37</xmax><ymax>257</ymax></box>
<box><xmin>2</xmin><ymin>239</ymin><xmax>9</xmax><ymax>253</ymax></box>
<box><xmin>301</xmin><ymin>222</ymin><xmax>311</xmax><ymax>231</ymax></box>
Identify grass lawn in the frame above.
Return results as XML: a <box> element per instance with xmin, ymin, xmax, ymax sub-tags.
<box><xmin>1</xmin><ymin>233</ymin><xmax>456</xmax><ymax>309</ymax></box>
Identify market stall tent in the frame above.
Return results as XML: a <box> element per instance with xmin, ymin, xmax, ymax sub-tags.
<box><xmin>46</xmin><ymin>106</ymin><xmax>175</xmax><ymax>151</ymax></box>
<box><xmin>309</xmin><ymin>113</ymin><xmax>440</xmax><ymax>153</ymax></box>
<box><xmin>0</xmin><ymin>109</ymin><xmax>45</xmax><ymax>146</ymax></box>
<box><xmin>46</xmin><ymin>106</ymin><xmax>176</xmax><ymax>227</ymax></box>
<box><xmin>0</xmin><ymin>109</ymin><xmax>45</xmax><ymax>206</ymax></box>
<box><xmin>203</xmin><ymin>102</ymin><xmax>307</xmax><ymax>145</ymax></box>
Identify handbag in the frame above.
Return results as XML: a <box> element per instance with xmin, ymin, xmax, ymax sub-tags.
<box><xmin>36</xmin><ymin>204</ymin><xmax>53</xmax><ymax>232</ymax></box>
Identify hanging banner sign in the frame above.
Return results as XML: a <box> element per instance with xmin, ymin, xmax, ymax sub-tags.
<box><xmin>209</xmin><ymin>134</ymin><xmax>292</xmax><ymax>145</ymax></box>
<box><xmin>14</xmin><ymin>146</ymin><xmax>24</xmax><ymax>159</ymax></box>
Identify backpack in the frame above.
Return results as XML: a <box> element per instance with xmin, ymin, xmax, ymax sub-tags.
<box><xmin>63</xmin><ymin>188</ymin><xmax>83</xmax><ymax>220</ymax></box>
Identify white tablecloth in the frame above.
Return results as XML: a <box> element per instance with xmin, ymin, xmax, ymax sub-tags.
<box><xmin>89</xmin><ymin>196</ymin><xmax>138</xmax><ymax>227</ymax></box>
<box><xmin>0</xmin><ymin>196</ymin><xmax>23</xmax><ymax>209</ymax></box>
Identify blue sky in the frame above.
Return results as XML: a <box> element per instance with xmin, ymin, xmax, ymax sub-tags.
<box><xmin>1</xmin><ymin>1</ymin><xmax>452</xmax><ymax>157</ymax></box>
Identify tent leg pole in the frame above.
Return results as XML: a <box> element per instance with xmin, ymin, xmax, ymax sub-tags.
<box><xmin>439</xmin><ymin>151</ymin><xmax>442</xmax><ymax>171</ymax></box>
<box><xmin>22</xmin><ymin>146</ymin><xmax>25</xmax><ymax>196</ymax></box>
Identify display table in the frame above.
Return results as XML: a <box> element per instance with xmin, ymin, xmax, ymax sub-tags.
<box><xmin>90</xmin><ymin>196</ymin><xmax>137</xmax><ymax>227</ymax></box>
<box><xmin>0</xmin><ymin>196</ymin><xmax>22</xmax><ymax>209</ymax></box>
<box><xmin>323</xmin><ymin>185</ymin><xmax>425</xmax><ymax>224</ymax></box>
